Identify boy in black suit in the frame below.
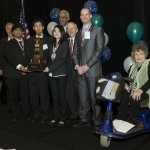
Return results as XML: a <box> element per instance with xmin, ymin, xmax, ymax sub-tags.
<box><xmin>25</xmin><ymin>18</ymin><xmax>51</xmax><ymax>123</ymax></box>
<box><xmin>3</xmin><ymin>24</ymin><xmax>30</xmax><ymax>120</ymax></box>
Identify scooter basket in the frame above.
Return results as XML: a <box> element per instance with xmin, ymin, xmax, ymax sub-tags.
<box><xmin>96</xmin><ymin>76</ymin><xmax>125</xmax><ymax>103</ymax></box>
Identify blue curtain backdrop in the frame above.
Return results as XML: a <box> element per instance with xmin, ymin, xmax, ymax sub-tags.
<box><xmin>0</xmin><ymin>0</ymin><xmax>150</xmax><ymax>75</ymax></box>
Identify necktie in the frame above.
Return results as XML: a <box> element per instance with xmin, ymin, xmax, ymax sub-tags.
<box><xmin>19</xmin><ymin>41</ymin><xmax>24</xmax><ymax>50</ymax></box>
<box><xmin>69</xmin><ymin>39</ymin><xmax>73</xmax><ymax>59</ymax></box>
<box><xmin>82</xmin><ymin>28</ymin><xmax>86</xmax><ymax>41</ymax></box>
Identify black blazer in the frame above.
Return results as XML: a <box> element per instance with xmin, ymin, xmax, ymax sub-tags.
<box><xmin>66</xmin><ymin>38</ymin><xmax>78</xmax><ymax>77</ymax></box>
<box><xmin>48</xmin><ymin>41</ymin><xmax>68</xmax><ymax>76</ymax></box>
<box><xmin>0</xmin><ymin>37</ymin><xmax>8</xmax><ymax>70</ymax></box>
<box><xmin>25</xmin><ymin>35</ymin><xmax>52</xmax><ymax>65</ymax></box>
<box><xmin>3</xmin><ymin>38</ymin><xmax>27</xmax><ymax>79</ymax></box>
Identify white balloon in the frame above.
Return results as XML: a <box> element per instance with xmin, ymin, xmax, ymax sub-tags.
<box><xmin>47</xmin><ymin>22</ymin><xmax>57</xmax><ymax>36</ymax></box>
<box><xmin>123</xmin><ymin>56</ymin><xmax>134</xmax><ymax>73</ymax></box>
<box><xmin>104</xmin><ymin>32</ymin><xmax>109</xmax><ymax>46</ymax></box>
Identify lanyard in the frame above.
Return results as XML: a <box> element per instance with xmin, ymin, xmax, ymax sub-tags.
<box><xmin>53</xmin><ymin>44</ymin><xmax>59</xmax><ymax>53</ymax></box>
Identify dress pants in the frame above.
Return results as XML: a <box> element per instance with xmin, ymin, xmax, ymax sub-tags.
<box><xmin>66</xmin><ymin>74</ymin><xmax>79</xmax><ymax>119</ymax></box>
<box><xmin>28</xmin><ymin>73</ymin><xmax>49</xmax><ymax>120</ymax></box>
<box><xmin>78</xmin><ymin>75</ymin><xmax>101</xmax><ymax>126</ymax></box>
<box><xmin>49</xmin><ymin>76</ymin><xmax>67</xmax><ymax>122</ymax></box>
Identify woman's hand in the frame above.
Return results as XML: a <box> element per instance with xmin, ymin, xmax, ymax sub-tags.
<box><xmin>125</xmin><ymin>83</ymin><xmax>130</xmax><ymax>92</ymax></box>
<box><xmin>130</xmin><ymin>89</ymin><xmax>143</xmax><ymax>101</ymax></box>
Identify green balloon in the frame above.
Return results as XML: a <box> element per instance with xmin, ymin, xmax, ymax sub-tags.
<box><xmin>126</xmin><ymin>22</ymin><xmax>144</xmax><ymax>44</ymax></box>
<box><xmin>91</xmin><ymin>13</ymin><xmax>104</xmax><ymax>27</ymax></box>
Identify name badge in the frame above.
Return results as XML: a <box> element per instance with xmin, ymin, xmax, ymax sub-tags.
<box><xmin>43</xmin><ymin>44</ymin><xmax>48</xmax><ymax>50</ymax></box>
<box><xmin>51</xmin><ymin>53</ymin><xmax>56</xmax><ymax>61</ymax></box>
<box><xmin>84</xmin><ymin>31</ymin><xmax>90</xmax><ymax>39</ymax></box>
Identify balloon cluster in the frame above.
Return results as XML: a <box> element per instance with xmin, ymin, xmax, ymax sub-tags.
<box><xmin>83</xmin><ymin>1</ymin><xmax>111</xmax><ymax>64</ymax></box>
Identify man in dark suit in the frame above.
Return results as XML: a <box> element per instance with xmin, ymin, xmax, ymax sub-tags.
<box><xmin>0</xmin><ymin>23</ymin><xmax>14</xmax><ymax>106</ymax></box>
<box><xmin>73</xmin><ymin>8</ymin><xmax>105</xmax><ymax>129</ymax></box>
<box><xmin>25</xmin><ymin>18</ymin><xmax>50</xmax><ymax>123</ymax></box>
<box><xmin>3</xmin><ymin>24</ymin><xmax>29</xmax><ymax>119</ymax></box>
<box><xmin>66</xmin><ymin>22</ymin><xmax>79</xmax><ymax>120</ymax></box>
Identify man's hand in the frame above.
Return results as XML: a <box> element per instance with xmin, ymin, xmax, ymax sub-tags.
<box><xmin>43</xmin><ymin>67</ymin><xmax>49</xmax><ymax>73</ymax></box>
<box><xmin>0</xmin><ymin>70</ymin><xmax>3</xmax><ymax>76</ymax></box>
<box><xmin>19</xmin><ymin>66</ymin><xmax>27</xmax><ymax>72</ymax></box>
<box><xmin>76</xmin><ymin>66</ymin><xmax>84</xmax><ymax>75</ymax></box>
<box><xmin>81</xmin><ymin>64</ymin><xmax>89</xmax><ymax>73</ymax></box>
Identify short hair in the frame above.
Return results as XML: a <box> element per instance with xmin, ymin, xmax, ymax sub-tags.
<box><xmin>81</xmin><ymin>7</ymin><xmax>91</xmax><ymax>15</ymax></box>
<box><xmin>32</xmin><ymin>17</ymin><xmax>44</xmax><ymax>27</ymax></box>
<box><xmin>11</xmin><ymin>24</ymin><xmax>23</xmax><ymax>32</ymax></box>
<box><xmin>66</xmin><ymin>22</ymin><xmax>78</xmax><ymax>30</ymax></box>
<box><xmin>59</xmin><ymin>10</ymin><xmax>70</xmax><ymax>18</ymax></box>
<box><xmin>5</xmin><ymin>22</ymin><xmax>14</xmax><ymax>27</ymax></box>
<box><xmin>52</xmin><ymin>25</ymin><xmax>66</xmax><ymax>45</ymax></box>
<box><xmin>131</xmin><ymin>41</ymin><xmax>149</xmax><ymax>59</ymax></box>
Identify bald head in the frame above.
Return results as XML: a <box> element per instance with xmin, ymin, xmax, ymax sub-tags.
<box><xmin>66</xmin><ymin>22</ymin><xmax>78</xmax><ymax>38</ymax></box>
<box><xmin>59</xmin><ymin>10</ymin><xmax>70</xmax><ymax>27</ymax></box>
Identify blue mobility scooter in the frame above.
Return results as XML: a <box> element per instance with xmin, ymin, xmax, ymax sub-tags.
<box><xmin>95</xmin><ymin>75</ymin><xmax>150</xmax><ymax>148</ymax></box>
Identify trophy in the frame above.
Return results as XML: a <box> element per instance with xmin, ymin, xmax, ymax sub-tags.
<box><xmin>27</xmin><ymin>33</ymin><xmax>46</xmax><ymax>71</ymax></box>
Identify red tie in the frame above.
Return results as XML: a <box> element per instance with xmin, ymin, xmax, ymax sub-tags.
<box><xmin>69</xmin><ymin>39</ymin><xmax>73</xmax><ymax>59</ymax></box>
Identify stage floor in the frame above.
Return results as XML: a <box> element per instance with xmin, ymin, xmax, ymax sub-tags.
<box><xmin>0</xmin><ymin>104</ymin><xmax>150</xmax><ymax>150</ymax></box>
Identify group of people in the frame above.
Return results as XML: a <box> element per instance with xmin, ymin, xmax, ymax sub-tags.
<box><xmin>0</xmin><ymin>7</ymin><xmax>150</xmax><ymax>131</ymax></box>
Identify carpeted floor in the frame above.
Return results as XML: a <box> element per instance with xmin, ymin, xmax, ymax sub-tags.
<box><xmin>0</xmin><ymin>104</ymin><xmax>150</xmax><ymax>150</ymax></box>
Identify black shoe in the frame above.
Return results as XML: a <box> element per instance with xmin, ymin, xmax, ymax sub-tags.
<box><xmin>74</xmin><ymin>120</ymin><xmax>90</xmax><ymax>128</ymax></box>
<box><xmin>48</xmin><ymin>120</ymin><xmax>57</xmax><ymax>125</ymax></box>
<box><xmin>58</xmin><ymin>121</ymin><xmax>65</xmax><ymax>127</ymax></box>
<box><xmin>31</xmin><ymin>118</ymin><xmax>39</xmax><ymax>123</ymax></box>
<box><xmin>92</xmin><ymin>125</ymin><xmax>100</xmax><ymax>133</ymax></box>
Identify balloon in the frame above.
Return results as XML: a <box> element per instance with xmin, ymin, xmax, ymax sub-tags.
<box><xmin>101</xmin><ymin>47</ymin><xmax>111</xmax><ymax>64</ymax></box>
<box><xmin>91</xmin><ymin>13</ymin><xmax>104</xmax><ymax>27</ymax></box>
<box><xmin>126</xmin><ymin>22</ymin><xmax>144</xmax><ymax>44</ymax></box>
<box><xmin>104</xmin><ymin>32</ymin><xmax>109</xmax><ymax>46</ymax></box>
<box><xmin>84</xmin><ymin>0</ymin><xmax>98</xmax><ymax>15</ymax></box>
<box><xmin>109</xmin><ymin>72</ymin><xmax>122</xmax><ymax>80</ymax></box>
<box><xmin>50</xmin><ymin>8</ymin><xmax>60</xmax><ymax>23</ymax></box>
<box><xmin>123</xmin><ymin>56</ymin><xmax>134</xmax><ymax>73</ymax></box>
<box><xmin>47</xmin><ymin>22</ymin><xmax>57</xmax><ymax>36</ymax></box>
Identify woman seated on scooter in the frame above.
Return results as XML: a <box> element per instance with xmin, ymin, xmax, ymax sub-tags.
<box><xmin>117</xmin><ymin>41</ymin><xmax>150</xmax><ymax>128</ymax></box>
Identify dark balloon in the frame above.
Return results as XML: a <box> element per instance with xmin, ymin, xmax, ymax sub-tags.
<box><xmin>91</xmin><ymin>13</ymin><xmax>104</xmax><ymax>27</ymax></box>
<box><xmin>84</xmin><ymin>0</ymin><xmax>98</xmax><ymax>15</ymax></box>
<box><xmin>50</xmin><ymin>8</ymin><xmax>60</xmax><ymax>24</ymax></box>
<box><xmin>126</xmin><ymin>22</ymin><xmax>144</xmax><ymax>44</ymax></box>
<box><xmin>101</xmin><ymin>47</ymin><xmax>111</xmax><ymax>64</ymax></box>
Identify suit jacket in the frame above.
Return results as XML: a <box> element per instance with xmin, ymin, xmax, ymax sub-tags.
<box><xmin>3</xmin><ymin>38</ymin><xmax>27</xmax><ymax>79</ymax></box>
<box><xmin>0</xmin><ymin>37</ymin><xmax>8</xmax><ymax>70</ymax></box>
<box><xmin>66</xmin><ymin>38</ymin><xmax>78</xmax><ymax>77</ymax></box>
<box><xmin>72</xmin><ymin>26</ymin><xmax>105</xmax><ymax>77</ymax></box>
<box><xmin>25</xmin><ymin>35</ymin><xmax>52</xmax><ymax>65</ymax></box>
<box><xmin>47</xmin><ymin>41</ymin><xmax>68</xmax><ymax>76</ymax></box>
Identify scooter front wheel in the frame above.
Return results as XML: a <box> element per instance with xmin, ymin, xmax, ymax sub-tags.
<box><xmin>100</xmin><ymin>135</ymin><xmax>111</xmax><ymax>147</ymax></box>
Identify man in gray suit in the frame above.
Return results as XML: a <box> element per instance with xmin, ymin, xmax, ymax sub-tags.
<box><xmin>73</xmin><ymin>8</ymin><xmax>105</xmax><ymax>129</ymax></box>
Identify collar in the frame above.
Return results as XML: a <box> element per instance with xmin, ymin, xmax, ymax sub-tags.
<box><xmin>83</xmin><ymin>23</ymin><xmax>92</xmax><ymax>30</ymax></box>
<box><xmin>14</xmin><ymin>38</ymin><xmax>23</xmax><ymax>42</ymax></box>
<box><xmin>36</xmin><ymin>33</ymin><xmax>44</xmax><ymax>38</ymax></box>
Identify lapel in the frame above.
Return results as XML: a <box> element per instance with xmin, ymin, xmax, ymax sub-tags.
<box><xmin>80</xmin><ymin>25</ymin><xmax>94</xmax><ymax>47</ymax></box>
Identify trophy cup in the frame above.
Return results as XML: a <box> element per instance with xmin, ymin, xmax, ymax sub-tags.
<box><xmin>27</xmin><ymin>33</ymin><xmax>46</xmax><ymax>71</ymax></box>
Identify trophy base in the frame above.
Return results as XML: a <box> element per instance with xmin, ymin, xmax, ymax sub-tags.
<box><xmin>27</xmin><ymin>62</ymin><xmax>46</xmax><ymax>72</ymax></box>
